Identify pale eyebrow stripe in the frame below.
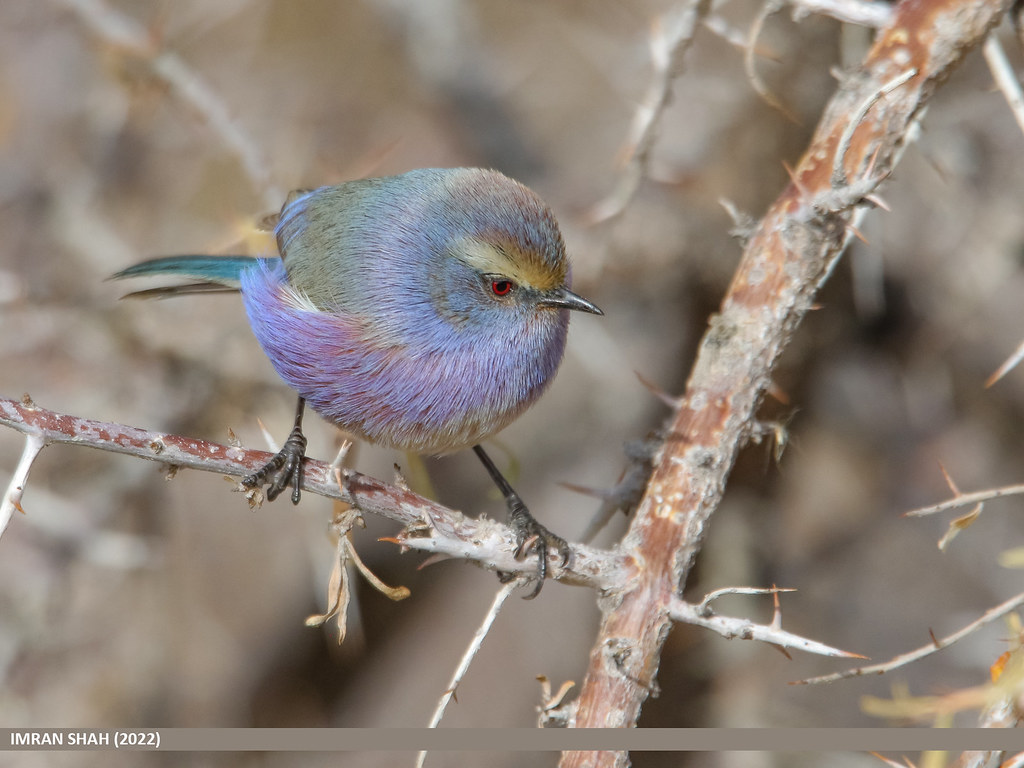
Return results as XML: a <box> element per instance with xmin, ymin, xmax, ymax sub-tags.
<box><xmin>455</xmin><ymin>238</ymin><xmax>562</xmax><ymax>291</ymax></box>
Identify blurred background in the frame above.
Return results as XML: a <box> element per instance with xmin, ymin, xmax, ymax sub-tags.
<box><xmin>1</xmin><ymin>0</ymin><xmax>1024</xmax><ymax>766</ymax></box>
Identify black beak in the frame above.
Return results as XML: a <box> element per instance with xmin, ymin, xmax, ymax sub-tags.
<box><xmin>538</xmin><ymin>287</ymin><xmax>603</xmax><ymax>315</ymax></box>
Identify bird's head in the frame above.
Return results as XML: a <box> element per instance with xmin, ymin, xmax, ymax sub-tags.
<box><xmin>429</xmin><ymin>169</ymin><xmax>602</xmax><ymax>339</ymax></box>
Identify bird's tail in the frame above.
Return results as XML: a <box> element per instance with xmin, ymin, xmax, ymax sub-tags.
<box><xmin>110</xmin><ymin>256</ymin><xmax>277</xmax><ymax>299</ymax></box>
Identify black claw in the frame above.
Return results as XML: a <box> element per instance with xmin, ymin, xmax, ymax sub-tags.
<box><xmin>473</xmin><ymin>445</ymin><xmax>571</xmax><ymax>598</ymax></box>
<box><xmin>509</xmin><ymin>501</ymin><xmax>572</xmax><ymax>599</ymax></box>
<box><xmin>243</xmin><ymin>397</ymin><xmax>308</xmax><ymax>504</ymax></box>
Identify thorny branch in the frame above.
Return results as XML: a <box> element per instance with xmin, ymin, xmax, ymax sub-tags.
<box><xmin>797</xmin><ymin>590</ymin><xmax>1024</xmax><ymax>685</ymax></box>
<box><xmin>417</xmin><ymin>579</ymin><xmax>522</xmax><ymax>768</ymax></box>
<box><xmin>0</xmin><ymin>393</ymin><xmax>855</xmax><ymax>661</ymax></box>
<box><xmin>561</xmin><ymin>0</ymin><xmax>1013</xmax><ymax>762</ymax></box>
<box><xmin>904</xmin><ymin>466</ymin><xmax>1024</xmax><ymax>551</ymax></box>
<box><xmin>668</xmin><ymin>589</ymin><xmax>863</xmax><ymax>659</ymax></box>
<box><xmin>0</xmin><ymin>395</ymin><xmax>624</xmax><ymax>592</ymax></box>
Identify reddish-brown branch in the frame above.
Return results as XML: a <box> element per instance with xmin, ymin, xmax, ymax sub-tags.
<box><xmin>0</xmin><ymin>395</ymin><xmax>624</xmax><ymax>591</ymax></box>
<box><xmin>562</xmin><ymin>0</ymin><xmax>1011</xmax><ymax>758</ymax></box>
<box><xmin>0</xmin><ymin>394</ymin><xmax>869</xmax><ymax>663</ymax></box>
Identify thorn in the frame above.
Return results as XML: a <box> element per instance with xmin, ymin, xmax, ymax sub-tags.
<box><xmin>863</xmin><ymin>143</ymin><xmax>882</xmax><ymax>177</ymax></box>
<box><xmin>330</xmin><ymin>439</ymin><xmax>353</xmax><ymax>470</ymax></box>
<box><xmin>635</xmin><ymin>370</ymin><xmax>681</xmax><ymax>408</ymax></box>
<box><xmin>985</xmin><ymin>339</ymin><xmax>1024</xmax><ymax>388</ymax></box>
<box><xmin>771</xmin><ymin>584</ymin><xmax>784</xmax><ymax>630</ymax></box>
<box><xmin>771</xmin><ymin>644</ymin><xmax>794</xmax><ymax>661</ymax></box>
<box><xmin>255</xmin><ymin>417</ymin><xmax>279</xmax><ymax>453</ymax></box>
<box><xmin>719</xmin><ymin>197</ymin><xmax>758</xmax><ymax>243</ymax></box>
<box><xmin>782</xmin><ymin>160</ymin><xmax>814</xmax><ymax>206</ymax></box>
<box><xmin>417</xmin><ymin>553</ymin><xmax>453</xmax><ymax>570</ymax></box>
<box><xmin>559</xmin><ymin>481</ymin><xmax>615</xmax><ymax>500</ymax></box>
<box><xmin>938</xmin><ymin>462</ymin><xmax>961</xmax><ymax>496</ymax></box>
<box><xmin>846</xmin><ymin>223</ymin><xmax>869</xmax><ymax>244</ymax></box>
<box><xmin>332</xmin><ymin>466</ymin><xmax>351</xmax><ymax>505</ymax></box>
<box><xmin>766</xmin><ymin>381</ymin><xmax>790</xmax><ymax>405</ymax></box>
<box><xmin>863</xmin><ymin>193</ymin><xmax>891</xmax><ymax>212</ymax></box>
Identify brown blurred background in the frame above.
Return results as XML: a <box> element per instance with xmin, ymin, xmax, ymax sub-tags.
<box><xmin>1</xmin><ymin>1</ymin><xmax>1024</xmax><ymax>767</ymax></box>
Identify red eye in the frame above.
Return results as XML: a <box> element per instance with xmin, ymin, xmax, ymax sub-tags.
<box><xmin>491</xmin><ymin>279</ymin><xmax>514</xmax><ymax>296</ymax></box>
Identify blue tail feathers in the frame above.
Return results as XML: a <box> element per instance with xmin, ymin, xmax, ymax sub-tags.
<box><xmin>111</xmin><ymin>256</ymin><xmax>279</xmax><ymax>298</ymax></box>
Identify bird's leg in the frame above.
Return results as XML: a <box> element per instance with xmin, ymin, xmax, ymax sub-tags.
<box><xmin>472</xmin><ymin>445</ymin><xmax>571</xmax><ymax>598</ymax></box>
<box><xmin>243</xmin><ymin>396</ymin><xmax>308</xmax><ymax>504</ymax></box>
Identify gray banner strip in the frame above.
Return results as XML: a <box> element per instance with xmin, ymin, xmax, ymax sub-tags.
<box><xmin>2</xmin><ymin>729</ymin><xmax>1023</xmax><ymax>752</ymax></box>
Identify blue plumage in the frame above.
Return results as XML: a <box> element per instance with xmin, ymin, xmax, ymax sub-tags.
<box><xmin>114</xmin><ymin>167</ymin><xmax>602</xmax><ymax>594</ymax></box>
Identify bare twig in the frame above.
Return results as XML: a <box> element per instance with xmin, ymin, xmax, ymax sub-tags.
<box><xmin>0</xmin><ymin>396</ymin><xmax>626</xmax><ymax>591</ymax></box>
<box><xmin>669</xmin><ymin>591</ymin><xmax>864</xmax><ymax>658</ymax></box>
<box><xmin>788</xmin><ymin>0</ymin><xmax>893</xmax><ymax>27</ymax></box>
<box><xmin>1</xmin><ymin>427</ymin><xmax>45</xmax><ymax>537</ymax></box>
<box><xmin>904</xmin><ymin>481</ymin><xmax>1024</xmax><ymax>518</ymax></box>
<box><xmin>832</xmin><ymin>68</ymin><xmax>918</xmax><ymax>189</ymax></box>
<box><xmin>587</xmin><ymin>0</ymin><xmax>713</xmax><ymax>223</ymax></box>
<box><xmin>744</xmin><ymin>0</ymin><xmax>799</xmax><ymax>123</ymax></box>
<box><xmin>416</xmin><ymin>580</ymin><xmax>521</xmax><ymax>768</ymax></box>
<box><xmin>59</xmin><ymin>0</ymin><xmax>282</xmax><ymax>209</ymax></box>
<box><xmin>861</xmin><ymin>636</ymin><xmax>1024</xmax><ymax>727</ymax></box>
<box><xmin>563</xmin><ymin>0</ymin><xmax>1011</xmax><ymax>761</ymax></box>
<box><xmin>797</xmin><ymin>590</ymin><xmax>1024</xmax><ymax>685</ymax></box>
<box><xmin>982</xmin><ymin>34</ymin><xmax>1024</xmax><ymax>138</ymax></box>
<box><xmin>986</xmin><ymin>339</ymin><xmax>1024</xmax><ymax>388</ymax></box>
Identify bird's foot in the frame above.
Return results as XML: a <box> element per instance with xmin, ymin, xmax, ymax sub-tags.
<box><xmin>503</xmin><ymin>500</ymin><xmax>572</xmax><ymax>599</ymax></box>
<box><xmin>242</xmin><ymin>424</ymin><xmax>308</xmax><ymax>504</ymax></box>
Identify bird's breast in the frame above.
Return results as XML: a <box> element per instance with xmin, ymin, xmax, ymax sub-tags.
<box><xmin>240</xmin><ymin>261</ymin><xmax>568</xmax><ymax>454</ymax></box>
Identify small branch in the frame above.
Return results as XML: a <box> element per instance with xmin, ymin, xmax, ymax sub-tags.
<box><xmin>904</xmin><ymin>481</ymin><xmax>1024</xmax><ymax>518</ymax></box>
<box><xmin>587</xmin><ymin>0</ymin><xmax>713</xmax><ymax>223</ymax></box>
<box><xmin>417</xmin><ymin>580</ymin><xmax>521</xmax><ymax>768</ymax></box>
<box><xmin>669</xmin><ymin>592</ymin><xmax>864</xmax><ymax>658</ymax></box>
<box><xmin>59</xmin><ymin>0</ymin><xmax>282</xmax><ymax>209</ymax></box>
<box><xmin>744</xmin><ymin>0</ymin><xmax>801</xmax><ymax>123</ymax></box>
<box><xmin>832</xmin><ymin>68</ymin><xmax>918</xmax><ymax>189</ymax></box>
<box><xmin>1</xmin><ymin>431</ymin><xmax>46</xmax><ymax>537</ymax></box>
<box><xmin>986</xmin><ymin>338</ymin><xmax>1024</xmax><ymax>388</ymax></box>
<box><xmin>861</xmin><ymin>636</ymin><xmax>1024</xmax><ymax>727</ymax></box>
<box><xmin>788</xmin><ymin>0</ymin><xmax>893</xmax><ymax>27</ymax></box>
<box><xmin>797</xmin><ymin>590</ymin><xmax>1024</xmax><ymax>685</ymax></box>
<box><xmin>0</xmin><ymin>396</ymin><xmax>627</xmax><ymax>590</ymax></box>
<box><xmin>983</xmin><ymin>34</ymin><xmax>1024</xmax><ymax>138</ymax></box>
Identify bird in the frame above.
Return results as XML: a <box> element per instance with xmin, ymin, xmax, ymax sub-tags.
<box><xmin>113</xmin><ymin>167</ymin><xmax>602</xmax><ymax>596</ymax></box>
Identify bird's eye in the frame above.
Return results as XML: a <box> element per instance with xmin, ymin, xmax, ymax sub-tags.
<box><xmin>490</xmin><ymin>279</ymin><xmax>514</xmax><ymax>297</ymax></box>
